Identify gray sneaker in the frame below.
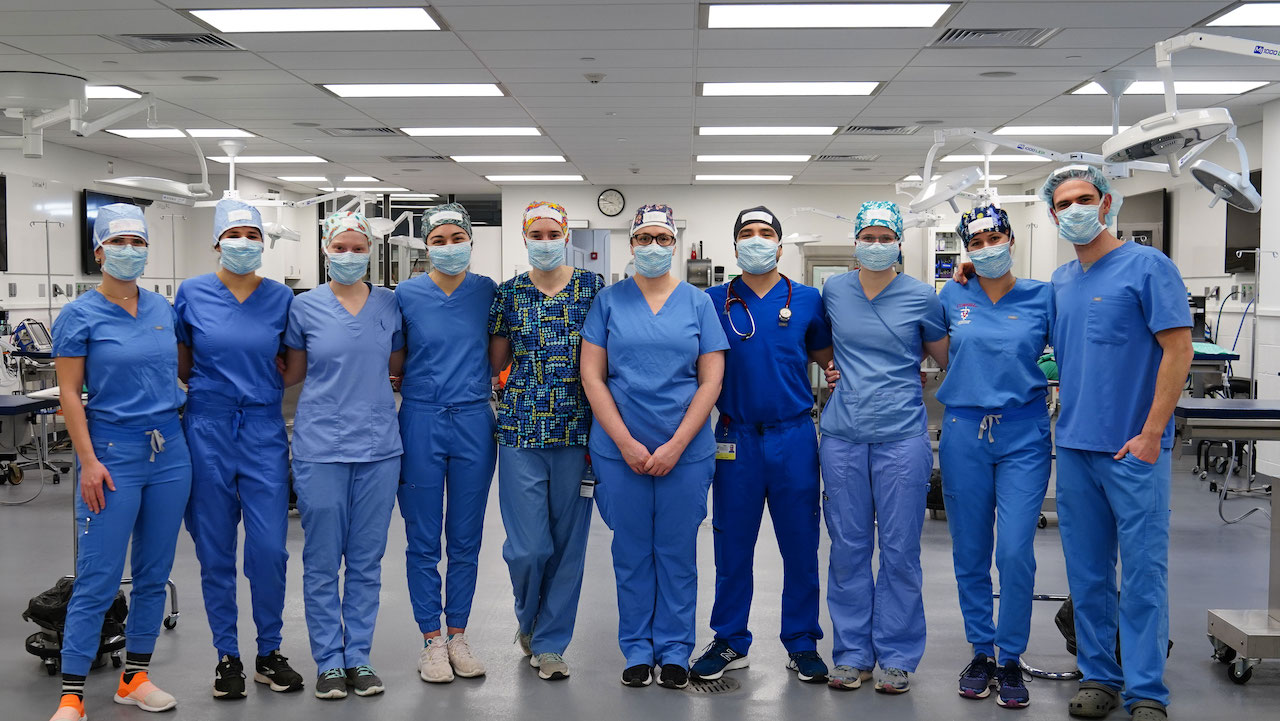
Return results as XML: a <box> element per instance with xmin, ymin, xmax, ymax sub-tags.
<box><xmin>828</xmin><ymin>665</ymin><xmax>873</xmax><ymax>691</ymax></box>
<box><xmin>314</xmin><ymin>668</ymin><xmax>347</xmax><ymax>700</ymax></box>
<box><xmin>530</xmin><ymin>652</ymin><xmax>570</xmax><ymax>680</ymax></box>
<box><xmin>515</xmin><ymin>629</ymin><xmax>533</xmax><ymax>657</ymax></box>
<box><xmin>874</xmin><ymin>667</ymin><xmax>910</xmax><ymax>694</ymax></box>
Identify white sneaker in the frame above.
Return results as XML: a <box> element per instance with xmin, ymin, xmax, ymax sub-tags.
<box><xmin>419</xmin><ymin>637</ymin><xmax>454</xmax><ymax>683</ymax></box>
<box><xmin>447</xmin><ymin>633</ymin><xmax>486</xmax><ymax>678</ymax></box>
<box><xmin>530</xmin><ymin>652</ymin><xmax>570</xmax><ymax>681</ymax></box>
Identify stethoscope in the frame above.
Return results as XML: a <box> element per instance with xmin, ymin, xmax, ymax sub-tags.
<box><xmin>724</xmin><ymin>274</ymin><xmax>793</xmax><ymax>340</ymax></box>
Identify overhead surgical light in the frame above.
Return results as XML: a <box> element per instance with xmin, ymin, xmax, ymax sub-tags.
<box><xmin>908</xmin><ymin>166</ymin><xmax>982</xmax><ymax>212</ymax></box>
<box><xmin>1188</xmin><ymin>127</ymin><xmax>1261</xmax><ymax>213</ymax></box>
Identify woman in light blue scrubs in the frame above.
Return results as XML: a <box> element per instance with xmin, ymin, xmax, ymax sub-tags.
<box><xmin>936</xmin><ymin>205</ymin><xmax>1052</xmax><ymax>709</ymax></box>
<box><xmin>581</xmin><ymin>203</ymin><xmax>728</xmax><ymax>691</ymax></box>
<box><xmin>50</xmin><ymin>203</ymin><xmax>191</xmax><ymax>721</ymax></box>
<box><xmin>820</xmin><ymin>201</ymin><xmax>948</xmax><ymax>695</ymax></box>
<box><xmin>396</xmin><ymin>202</ymin><xmax>497</xmax><ymax>684</ymax></box>
<box><xmin>175</xmin><ymin>198</ymin><xmax>301</xmax><ymax>699</ymax></box>
<box><xmin>281</xmin><ymin>211</ymin><xmax>404</xmax><ymax>701</ymax></box>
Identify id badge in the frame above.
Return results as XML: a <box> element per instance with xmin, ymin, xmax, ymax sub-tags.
<box><xmin>714</xmin><ymin>425</ymin><xmax>737</xmax><ymax>461</ymax></box>
<box><xmin>580</xmin><ymin>463</ymin><xmax>597</xmax><ymax>498</ymax></box>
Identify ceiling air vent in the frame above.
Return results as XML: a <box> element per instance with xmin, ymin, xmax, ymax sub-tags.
<box><xmin>382</xmin><ymin>155</ymin><xmax>448</xmax><ymax>163</ymax></box>
<box><xmin>844</xmin><ymin>125</ymin><xmax>919</xmax><ymax>136</ymax></box>
<box><xmin>931</xmin><ymin>28</ymin><xmax>1059</xmax><ymax>48</ymax></box>
<box><xmin>106</xmin><ymin>33</ymin><xmax>243</xmax><ymax>52</ymax></box>
<box><xmin>816</xmin><ymin>154</ymin><xmax>881</xmax><ymax>162</ymax></box>
<box><xmin>320</xmin><ymin>127</ymin><xmax>404</xmax><ymax>137</ymax></box>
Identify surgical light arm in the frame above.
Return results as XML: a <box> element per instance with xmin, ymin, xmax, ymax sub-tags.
<box><xmin>920</xmin><ymin>127</ymin><xmax>1174</xmax><ymax>184</ymax></box>
<box><xmin>1156</xmin><ymin>33</ymin><xmax>1280</xmax><ymax>116</ymax></box>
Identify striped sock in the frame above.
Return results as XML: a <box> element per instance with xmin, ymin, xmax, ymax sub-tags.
<box><xmin>122</xmin><ymin>652</ymin><xmax>151</xmax><ymax>682</ymax></box>
<box><xmin>61</xmin><ymin>674</ymin><xmax>86</xmax><ymax>700</ymax></box>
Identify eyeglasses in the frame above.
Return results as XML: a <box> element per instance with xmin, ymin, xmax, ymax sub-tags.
<box><xmin>632</xmin><ymin>234</ymin><xmax>677</xmax><ymax>246</ymax></box>
<box><xmin>856</xmin><ymin>234</ymin><xmax>898</xmax><ymax>244</ymax></box>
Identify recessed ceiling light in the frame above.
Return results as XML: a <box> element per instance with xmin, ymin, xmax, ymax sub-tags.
<box><xmin>902</xmin><ymin>173</ymin><xmax>1007</xmax><ymax>181</ymax></box>
<box><xmin>106</xmin><ymin>128</ymin><xmax>255</xmax><ymax>138</ymax></box>
<box><xmin>979</xmin><ymin>71</ymin><xmax>1016</xmax><ymax>78</ymax></box>
<box><xmin>707</xmin><ymin>3</ymin><xmax>951</xmax><ymax>28</ymax></box>
<box><xmin>401</xmin><ymin>127</ymin><xmax>541</xmax><ymax>136</ymax></box>
<box><xmin>942</xmin><ymin>154</ymin><xmax>1051</xmax><ymax>163</ymax></box>
<box><xmin>702</xmin><ymin>81</ymin><xmax>878</xmax><ymax>96</ymax></box>
<box><xmin>997</xmin><ymin>125</ymin><xmax>1131</xmax><ymax>135</ymax></box>
<box><xmin>1209</xmin><ymin>3</ymin><xmax>1280</xmax><ymax>26</ymax></box>
<box><xmin>277</xmin><ymin>176</ymin><xmax>378</xmax><ymax>182</ymax></box>
<box><xmin>320</xmin><ymin>186</ymin><xmax>410</xmax><ymax>192</ymax></box>
<box><xmin>391</xmin><ymin>193</ymin><xmax>440</xmax><ymax>199</ymax></box>
<box><xmin>1073</xmin><ymin>80</ymin><xmax>1269</xmax><ymax>95</ymax></box>
<box><xmin>485</xmin><ymin>175</ymin><xmax>585</xmax><ymax>182</ymax></box>
<box><xmin>696</xmin><ymin>154</ymin><xmax>811</xmax><ymax>162</ymax></box>
<box><xmin>207</xmin><ymin>155</ymin><xmax>327</xmax><ymax>164</ymax></box>
<box><xmin>699</xmin><ymin>126</ymin><xmax>838</xmax><ymax>136</ymax></box>
<box><xmin>86</xmin><ymin>86</ymin><xmax>140</xmax><ymax>99</ymax></box>
<box><xmin>696</xmin><ymin>174</ymin><xmax>794</xmax><ymax>181</ymax></box>
<box><xmin>452</xmin><ymin>155</ymin><xmax>565</xmax><ymax>163</ymax></box>
<box><xmin>324</xmin><ymin>84</ymin><xmax>502</xmax><ymax>98</ymax></box>
<box><xmin>182</xmin><ymin>75</ymin><xmax>219</xmax><ymax>82</ymax></box>
<box><xmin>190</xmin><ymin>7</ymin><xmax>439</xmax><ymax>33</ymax></box>
<box><xmin>293</xmin><ymin>122</ymin><xmax>321</xmax><ymax>128</ymax></box>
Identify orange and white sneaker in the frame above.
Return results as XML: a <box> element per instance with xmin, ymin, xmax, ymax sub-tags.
<box><xmin>113</xmin><ymin>672</ymin><xmax>177</xmax><ymax>712</ymax></box>
<box><xmin>49</xmin><ymin>695</ymin><xmax>86</xmax><ymax>721</ymax></box>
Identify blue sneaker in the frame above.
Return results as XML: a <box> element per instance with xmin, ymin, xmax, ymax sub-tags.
<box><xmin>690</xmin><ymin>640</ymin><xmax>748</xmax><ymax>681</ymax></box>
<box><xmin>786</xmin><ymin>650</ymin><xmax>829</xmax><ymax>683</ymax></box>
<box><xmin>995</xmin><ymin>660</ymin><xmax>1030</xmax><ymax>709</ymax></box>
<box><xmin>959</xmin><ymin>653</ymin><xmax>997</xmax><ymax>699</ymax></box>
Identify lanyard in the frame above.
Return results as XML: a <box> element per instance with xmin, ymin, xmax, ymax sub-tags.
<box><xmin>724</xmin><ymin>274</ymin><xmax>793</xmax><ymax>340</ymax></box>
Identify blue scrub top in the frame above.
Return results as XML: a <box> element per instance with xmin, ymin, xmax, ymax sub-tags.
<box><xmin>581</xmin><ymin>278</ymin><xmax>730</xmax><ymax>464</ymax></box>
<box><xmin>51</xmin><ymin>289</ymin><xmax>186</xmax><ymax>428</ymax></box>
<box><xmin>706</xmin><ymin>276</ymin><xmax>831</xmax><ymax>424</ymax></box>
<box><xmin>1052</xmin><ymin>242</ymin><xmax>1191</xmax><ymax>452</ymax></box>
<box><xmin>175</xmin><ymin>273</ymin><xmax>293</xmax><ymax>408</ymax></box>
<box><xmin>936</xmin><ymin>278</ymin><xmax>1054</xmax><ymax>411</ymax></box>
<box><xmin>396</xmin><ymin>272</ymin><xmax>497</xmax><ymax>406</ymax></box>
<box><xmin>284</xmin><ymin>283</ymin><xmax>404</xmax><ymax>463</ymax></box>
<box><xmin>820</xmin><ymin>271</ymin><xmax>947</xmax><ymax>444</ymax></box>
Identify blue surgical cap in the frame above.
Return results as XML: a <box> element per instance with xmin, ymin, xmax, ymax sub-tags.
<box><xmin>92</xmin><ymin>203</ymin><xmax>148</xmax><ymax>249</ymax></box>
<box><xmin>957</xmin><ymin>205</ymin><xmax>1012</xmax><ymax>248</ymax></box>
<box><xmin>213</xmin><ymin>198</ymin><xmax>263</xmax><ymax>246</ymax></box>
<box><xmin>1039</xmin><ymin>164</ymin><xmax>1124</xmax><ymax>224</ymax></box>
<box><xmin>854</xmin><ymin>201</ymin><xmax>903</xmax><ymax>238</ymax></box>
<box><xmin>422</xmin><ymin>202</ymin><xmax>472</xmax><ymax>238</ymax></box>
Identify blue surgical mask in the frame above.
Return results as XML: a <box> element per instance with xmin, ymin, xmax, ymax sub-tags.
<box><xmin>326</xmin><ymin>251</ymin><xmax>369</xmax><ymax>285</ymax></box>
<box><xmin>101</xmin><ymin>245</ymin><xmax>148</xmax><ymax>281</ymax></box>
<box><xmin>430</xmin><ymin>241</ymin><xmax>472</xmax><ymax>276</ymax></box>
<box><xmin>526</xmin><ymin>239</ymin><xmax>565</xmax><ymax>271</ymax></box>
<box><xmin>633</xmin><ymin>244</ymin><xmax>673</xmax><ymax>278</ymax></box>
<box><xmin>219</xmin><ymin>238</ymin><xmax>263</xmax><ymax>275</ymax></box>
<box><xmin>1055</xmin><ymin>202</ymin><xmax>1105</xmax><ymax>245</ymax></box>
<box><xmin>736</xmin><ymin>236</ymin><xmax>779</xmax><ymax>274</ymax></box>
<box><xmin>968</xmin><ymin>242</ymin><xmax>1013</xmax><ymax>279</ymax></box>
<box><xmin>855</xmin><ymin>241</ymin><xmax>899</xmax><ymax>272</ymax></box>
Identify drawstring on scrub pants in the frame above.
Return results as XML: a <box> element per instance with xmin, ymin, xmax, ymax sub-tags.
<box><xmin>147</xmin><ymin>429</ymin><xmax>166</xmax><ymax>462</ymax></box>
<box><xmin>977</xmin><ymin>414</ymin><xmax>1002</xmax><ymax>444</ymax></box>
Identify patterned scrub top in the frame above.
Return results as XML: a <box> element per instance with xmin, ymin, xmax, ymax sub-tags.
<box><xmin>489</xmin><ymin>268</ymin><xmax>605</xmax><ymax>448</ymax></box>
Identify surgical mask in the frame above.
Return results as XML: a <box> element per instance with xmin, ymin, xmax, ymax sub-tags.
<box><xmin>101</xmin><ymin>245</ymin><xmax>148</xmax><ymax>281</ymax></box>
<box><xmin>526</xmin><ymin>239</ymin><xmax>565</xmax><ymax>271</ymax></box>
<box><xmin>855</xmin><ymin>241</ymin><xmax>899</xmax><ymax>272</ymax></box>
<box><xmin>968</xmin><ymin>242</ymin><xmax>1013</xmax><ymax>279</ymax></box>
<box><xmin>218</xmin><ymin>238</ymin><xmax>263</xmax><ymax>275</ymax></box>
<box><xmin>430</xmin><ymin>241</ymin><xmax>472</xmax><ymax>276</ymax></box>
<box><xmin>633</xmin><ymin>244</ymin><xmax>674</xmax><ymax>278</ymax></box>
<box><xmin>736</xmin><ymin>236</ymin><xmax>779</xmax><ymax>274</ymax></box>
<box><xmin>1055</xmin><ymin>202</ymin><xmax>1105</xmax><ymax>245</ymax></box>
<box><xmin>326</xmin><ymin>251</ymin><xmax>369</xmax><ymax>285</ymax></box>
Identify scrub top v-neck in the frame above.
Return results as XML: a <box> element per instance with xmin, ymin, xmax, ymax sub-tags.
<box><xmin>175</xmin><ymin>272</ymin><xmax>293</xmax><ymax>407</ymax></box>
<box><xmin>284</xmin><ymin>282</ymin><xmax>404</xmax><ymax>463</ymax></box>
<box><xmin>396</xmin><ymin>271</ymin><xmax>497</xmax><ymax>406</ymax></box>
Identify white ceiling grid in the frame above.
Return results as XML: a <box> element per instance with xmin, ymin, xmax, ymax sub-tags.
<box><xmin>0</xmin><ymin>0</ymin><xmax>1278</xmax><ymax>193</ymax></box>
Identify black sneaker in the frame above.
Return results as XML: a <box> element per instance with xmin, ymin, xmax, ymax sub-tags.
<box><xmin>657</xmin><ymin>664</ymin><xmax>689</xmax><ymax>690</ymax></box>
<box><xmin>690</xmin><ymin>639</ymin><xmax>748</xmax><ymax>681</ymax></box>
<box><xmin>621</xmin><ymin>664</ymin><xmax>653</xmax><ymax>687</ymax></box>
<box><xmin>995</xmin><ymin>660</ymin><xmax>1030</xmax><ymax>709</ymax></box>
<box><xmin>213</xmin><ymin>655</ymin><xmax>246</xmax><ymax>699</ymax></box>
<box><xmin>958</xmin><ymin>653</ymin><xmax>997</xmax><ymax>699</ymax></box>
<box><xmin>254</xmin><ymin>650</ymin><xmax>304</xmax><ymax>693</ymax></box>
<box><xmin>314</xmin><ymin>668</ymin><xmax>347</xmax><ymax>700</ymax></box>
<box><xmin>345</xmin><ymin>665</ymin><xmax>385</xmax><ymax>697</ymax></box>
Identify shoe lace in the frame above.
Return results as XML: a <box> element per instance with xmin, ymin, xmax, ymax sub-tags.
<box><xmin>320</xmin><ymin>668</ymin><xmax>345</xmax><ymax>681</ymax></box>
<box><xmin>999</xmin><ymin>663</ymin><xmax>1027</xmax><ymax>687</ymax></box>
<box><xmin>450</xmin><ymin>636</ymin><xmax>476</xmax><ymax>657</ymax></box>
<box><xmin>959</xmin><ymin>657</ymin><xmax>990</xmax><ymax>680</ymax></box>
<box><xmin>353</xmin><ymin>665</ymin><xmax>376</xmax><ymax>678</ymax></box>
<box><xmin>539</xmin><ymin>652</ymin><xmax>565</xmax><ymax>664</ymax></box>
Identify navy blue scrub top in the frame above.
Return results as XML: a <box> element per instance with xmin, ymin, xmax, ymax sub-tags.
<box><xmin>396</xmin><ymin>272</ymin><xmax>497</xmax><ymax>406</ymax></box>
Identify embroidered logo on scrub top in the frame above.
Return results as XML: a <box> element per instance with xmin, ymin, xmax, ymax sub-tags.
<box><xmin>1007</xmin><ymin>315</ymin><xmax>1018</xmax><ymax>320</ymax></box>
<box><xmin>957</xmin><ymin>302</ymin><xmax>977</xmax><ymax>325</ymax></box>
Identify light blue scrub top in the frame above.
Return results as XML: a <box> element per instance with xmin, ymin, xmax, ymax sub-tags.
<box><xmin>396</xmin><ymin>272</ymin><xmax>497</xmax><ymax>406</ymax></box>
<box><xmin>175</xmin><ymin>273</ymin><xmax>293</xmax><ymax>408</ymax></box>
<box><xmin>706</xmin><ymin>278</ymin><xmax>831</xmax><ymax>424</ymax></box>
<box><xmin>936</xmin><ymin>278</ymin><xmax>1054</xmax><ymax>411</ymax></box>
<box><xmin>284</xmin><ymin>283</ymin><xmax>404</xmax><ymax>463</ymax></box>
<box><xmin>1052</xmin><ymin>241</ymin><xmax>1191</xmax><ymax>452</ymax></box>
<box><xmin>51</xmin><ymin>289</ymin><xmax>186</xmax><ymax>428</ymax></box>
<box><xmin>581</xmin><ymin>278</ymin><xmax>730</xmax><ymax>464</ymax></box>
<box><xmin>820</xmin><ymin>271</ymin><xmax>947</xmax><ymax>444</ymax></box>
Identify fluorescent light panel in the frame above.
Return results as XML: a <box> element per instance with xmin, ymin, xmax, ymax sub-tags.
<box><xmin>1209</xmin><ymin>3</ymin><xmax>1280</xmax><ymax>26</ymax></box>
<box><xmin>904</xmin><ymin>173</ymin><xmax>1006</xmax><ymax>181</ymax></box>
<box><xmin>451</xmin><ymin>155</ymin><xmax>565</xmax><ymax>163</ymax></box>
<box><xmin>699</xmin><ymin>126</ymin><xmax>838</xmax><ymax>136</ymax></box>
<box><xmin>401</xmin><ymin>127</ymin><xmax>540</xmax><ymax>136</ymax></box>
<box><xmin>485</xmin><ymin>175</ymin><xmax>584</xmax><ymax>182</ymax></box>
<box><xmin>391</xmin><ymin>193</ymin><xmax>440</xmax><ymax>199</ymax></box>
<box><xmin>696</xmin><ymin>174</ymin><xmax>794</xmax><ymax>181</ymax></box>
<box><xmin>321</xmin><ymin>186</ymin><xmax>410</xmax><ymax>192</ymax></box>
<box><xmin>702</xmin><ymin>82</ymin><xmax>878</xmax><ymax>96</ymax></box>
<box><xmin>86</xmin><ymin>86</ymin><xmax>139</xmax><ymax>99</ymax></box>
<box><xmin>106</xmin><ymin>128</ymin><xmax>254</xmax><ymax>138</ymax></box>
<box><xmin>696</xmin><ymin>154</ymin><xmax>811</xmax><ymax>162</ymax></box>
<box><xmin>942</xmin><ymin>154</ymin><xmax>1050</xmax><ymax>163</ymax></box>
<box><xmin>191</xmin><ymin>7</ymin><xmax>438</xmax><ymax>33</ymax></box>
<box><xmin>325</xmin><ymin>84</ymin><xmax>502</xmax><ymax>98</ymax></box>
<box><xmin>278</xmin><ymin>176</ymin><xmax>377</xmax><ymax>182</ymax></box>
<box><xmin>207</xmin><ymin>155</ymin><xmax>326</xmax><ymax>164</ymax></box>
<box><xmin>1073</xmin><ymin>80</ymin><xmax>1269</xmax><ymax>95</ymax></box>
<box><xmin>996</xmin><ymin>125</ymin><xmax>1130</xmax><ymax>135</ymax></box>
<box><xmin>707</xmin><ymin>3</ymin><xmax>950</xmax><ymax>28</ymax></box>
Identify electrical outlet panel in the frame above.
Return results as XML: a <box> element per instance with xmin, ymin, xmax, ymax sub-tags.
<box><xmin>1241</xmin><ymin>283</ymin><xmax>1256</xmax><ymax>304</ymax></box>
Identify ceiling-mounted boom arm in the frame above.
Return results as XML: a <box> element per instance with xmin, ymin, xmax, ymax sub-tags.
<box><xmin>1155</xmin><ymin>33</ymin><xmax>1280</xmax><ymax>116</ymax></box>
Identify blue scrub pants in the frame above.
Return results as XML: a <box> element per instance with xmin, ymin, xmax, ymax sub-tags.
<box><xmin>710</xmin><ymin>415</ymin><xmax>821</xmax><ymax>655</ymax></box>
<box><xmin>820</xmin><ymin>432</ymin><xmax>932</xmax><ymax>672</ymax></box>
<box><xmin>62</xmin><ymin>418</ymin><xmax>191</xmax><ymax>677</ymax></box>
<box><xmin>938</xmin><ymin>404</ymin><xmax>1051</xmax><ymax>664</ymax></box>
<box><xmin>398</xmin><ymin>399</ymin><xmax>497</xmax><ymax>633</ymax></box>
<box><xmin>1056</xmin><ymin>447</ymin><xmax>1171</xmax><ymax>711</ymax></box>
<box><xmin>293</xmin><ymin>457</ymin><xmax>400</xmax><ymax>672</ymax></box>
<box><xmin>593</xmin><ymin>455</ymin><xmax>715</xmax><ymax>668</ymax></box>
<box><xmin>183</xmin><ymin>402</ymin><xmax>290</xmax><ymax>661</ymax></box>
<box><xmin>497</xmin><ymin>445</ymin><xmax>592</xmax><ymax>656</ymax></box>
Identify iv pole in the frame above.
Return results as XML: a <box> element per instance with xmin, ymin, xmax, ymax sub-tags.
<box><xmin>29</xmin><ymin>219</ymin><xmax>65</xmax><ymax>326</ymax></box>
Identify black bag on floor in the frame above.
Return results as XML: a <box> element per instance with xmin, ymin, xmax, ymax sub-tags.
<box><xmin>926</xmin><ymin>468</ymin><xmax>946</xmax><ymax>512</ymax></box>
<box><xmin>1054</xmin><ymin>596</ymin><xmax>1172</xmax><ymax>661</ymax></box>
<box><xmin>23</xmin><ymin>577</ymin><xmax>128</xmax><ymax>636</ymax></box>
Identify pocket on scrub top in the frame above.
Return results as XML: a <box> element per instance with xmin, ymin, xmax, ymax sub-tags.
<box><xmin>369</xmin><ymin>402</ymin><xmax>398</xmax><ymax>434</ymax></box>
<box><xmin>1086</xmin><ymin>297</ymin><xmax>1134</xmax><ymax>346</ymax></box>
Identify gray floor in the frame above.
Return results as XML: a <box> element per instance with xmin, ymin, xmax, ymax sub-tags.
<box><xmin>1</xmin><ymin>451</ymin><xmax>1276</xmax><ymax>721</ymax></box>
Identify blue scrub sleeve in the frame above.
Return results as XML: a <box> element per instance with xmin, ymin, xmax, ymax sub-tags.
<box><xmin>806</xmin><ymin>313</ymin><xmax>833</xmax><ymax>352</ymax></box>
<box><xmin>51</xmin><ymin>305</ymin><xmax>89</xmax><ymax>358</ymax></box>
<box><xmin>390</xmin><ymin>311</ymin><xmax>405</xmax><ymax>352</ymax></box>
<box><xmin>920</xmin><ymin>289</ymin><xmax>948</xmax><ymax>343</ymax></box>
<box><xmin>695</xmin><ymin>292</ymin><xmax>730</xmax><ymax>354</ymax></box>
<box><xmin>283</xmin><ymin>302</ymin><xmax>306</xmax><ymax>351</ymax></box>
<box><xmin>173</xmin><ymin>288</ymin><xmax>192</xmax><ymax>346</ymax></box>
<box><xmin>581</xmin><ymin>294</ymin><xmax>607</xmax><ymax>347</ymax></box>
<box><xmin>488</xmin><ymin>286</ymin><xmax>507</xmax><ymax>337</ymax></box>
<box><xmin>1140</xmin><ymin>256</ymin><xmax>1193</xmax><ymax>334</ymax></box>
